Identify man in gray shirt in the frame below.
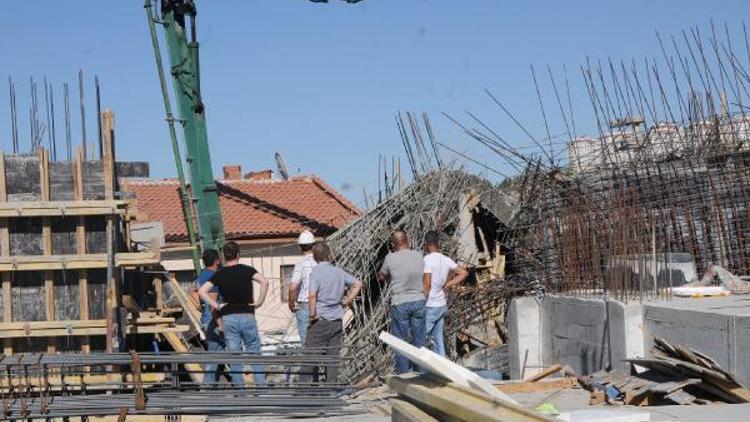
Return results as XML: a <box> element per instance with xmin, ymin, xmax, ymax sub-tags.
<box><xmin>378</xmin><ymin>230</ymin><xmax>426</xmax><ymax>373</ymax></box>
<box><xmin>304</xmin><ymin>242</ymin><xmax>363</xmax><ymax>383</ymax></box>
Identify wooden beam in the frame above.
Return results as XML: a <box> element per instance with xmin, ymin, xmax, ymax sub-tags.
<box><xmin>0</xmin><ymin>318</ymin><xmax>185</xmax><ymax>338</ymax></box>
<box><xmin>72</xmin><ymin>147</ymin><xmax>90</xmax><ymax>353</ymax></box>
<box><xmin>102</xmin><ymin>109</ymin><xmax>115</xmax><ymax>200</ymax></box>
<box><xmin>522</xmin><ymin>364</ymin><xmax>562</xmax><ymax>383</ymax></box>
<box><xmin>495</xmin><ymin>378</ymin><xmax>576</xmax><ymax>394</ymax></box>
<box><xmin>0</xmin><ymin>324</ymin><xmax>187</xmax><ymax>338</ymax></box>
<box><xmin>0</xmin><ymin>200</ymin><xmax>127</xmax><ymax>217</ymax></box>
<box><xmin>0</xmin><ymin>152</ymin><xmax>10</xmax><ymax>356</ymax></box>
<box><xmin>386</xmin><ymin>374</ymin><xmax>554</xmax><ymax>422</ymax></box>
<box><xmin>0</xmin><ymin>251</ymin><xmax>160</xmax><ymax>272</ymax></box>
<box><xmin>390</xmin><ymin>398</ymin><xmax>439</xmax><ymax>422</ymax></box>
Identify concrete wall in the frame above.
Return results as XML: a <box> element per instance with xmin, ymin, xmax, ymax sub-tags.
<box><xmin>508</xmin><ymin>294</ymin><xmax>750</xmax><ymax>386</ymax></box>
<box><xmin>508</xmin><ymin>295</ymin><xmax>644</xmax><ymax>379</ymax></box>
<box><xmin>643</xmin><ymin>299</ymin><xmax>750</xmax><ymax>386</ymax></box>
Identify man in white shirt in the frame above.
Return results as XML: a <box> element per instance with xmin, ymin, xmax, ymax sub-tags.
<box><xmin>422</xmin><ymin>230</ymin><xmax>468</xmax><ymax>356</ymax></box>
<box><xmin>288</xmin><ymin>230</ymin><xmax>317</xmax><ymax>346</ymax></box>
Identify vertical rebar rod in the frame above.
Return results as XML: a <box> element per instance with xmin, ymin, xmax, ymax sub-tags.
<box><xmin>64</xmin><ymin>83</ymin><xmax>72</xmax><ymax>160</ymax></box>
<box><xmin>96</xmin><ymin>75</ymin><xmax>103</xmax><ymax>160</ymax></box>
<box><xmin>79</xmin><ymin>70</ymin><xmax>87</xmax><ymax>160</ymax></box>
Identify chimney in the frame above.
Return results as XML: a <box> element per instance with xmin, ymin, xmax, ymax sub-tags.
<box><xmin>223</xmin><ymin>165</ymin><xmax>242</xmax><ymax>180</ymax></box>
<box><xmin>244</xmin><ymin>169</ymin><xmax>273</xmax><ymax>181</ymax></box>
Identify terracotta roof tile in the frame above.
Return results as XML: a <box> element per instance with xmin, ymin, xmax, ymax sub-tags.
<box><xmin>122</xmin><ymin>176</ymin><xmax>360</xmax><ymax>243</ymax></box>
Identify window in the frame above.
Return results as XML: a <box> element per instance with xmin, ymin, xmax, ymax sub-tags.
<box><xmin>280</xmin><ymin>264</ymin><xmax>294</xmax><ymax>302</ymax></box>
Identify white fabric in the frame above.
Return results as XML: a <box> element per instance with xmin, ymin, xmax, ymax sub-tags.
<box><xmin>423</xmin><ymin>252</ymin><xmax>457</xmax><ymax>307</ymax></box>
<box><xmin>290</xmin><ymin>254</ymin><xmax>317</xmax><ymax>302</ymax></box>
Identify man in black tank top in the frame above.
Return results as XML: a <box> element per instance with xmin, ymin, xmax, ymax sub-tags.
<box><xmin>198</xmin><ymin>241</ymin><xmax>269</xmax><ymax>388</ymax></box>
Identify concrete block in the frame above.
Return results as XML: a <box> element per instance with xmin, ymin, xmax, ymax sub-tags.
<box><xmin>607</xmin><ymin>300</ymin><xmax>644</xmax><ymax>371</ymax></box>
<box><xmin>732</xmin><ymin>315</ymin><xmax>750</xmax><ymax>386</ymax></box>
<box><xmin>544</xmin><ymin>296</ymin><xmax>608</xmax><ymax>375</ymax></box>
<box><xmin>507</xmin><ymin>297</ymin><xmax>542</xmax><ymax>379</ymax></box>
<box><xmin>643</xmin><ymin>304</ymin><xmax>733</xmax><ymax>371</ymax></box>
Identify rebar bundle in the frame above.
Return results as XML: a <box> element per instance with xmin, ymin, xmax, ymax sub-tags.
<box><xmin>0</xmin><ymin>350</ymin><xmax>351</xmax><ymax>420</ymax></box>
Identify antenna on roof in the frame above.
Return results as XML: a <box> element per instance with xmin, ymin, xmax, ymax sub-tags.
<box><xmin>275</xmin><ymin>152</ymin><xmax>289</xmax><ymax>181</ymax></box>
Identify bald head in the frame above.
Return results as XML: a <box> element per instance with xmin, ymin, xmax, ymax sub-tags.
<box><xmin>390</xmin><ymin>230</ymin><xmax>409</xmax><ymax>250</ymax></box>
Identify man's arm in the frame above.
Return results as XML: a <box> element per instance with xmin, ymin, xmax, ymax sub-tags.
<box><xmin>287</xmin><ymin>264</ymin><xmax>303</xmax><ymax>312</ymax></box>
<box><xmin>342</xmin><ymin>280</ymin><xmax>363</xmax><ymax>308</ymax></box>
<box><xmin>308</xmin><ymin>291</ymin><xmax>318</xmax><ymax>322</ymax></box>
<box><xmin>443</xmin><ymin>266</ymin><xmax>469</xmax><ymax>291</ymax></box>
<box><xmin>377</xmin><ymin>257</ymin><xmax>389</xmax><ymax>284</ymax></box>
<box><xmin>198</xmin><ymin>281</ymin><xmax>221</xmax><ymax>311</ymax></box>
<box><xmin>252</xmin><ymin>273</ymin><xmax>269</xmax><ymax>308</ymax></box>
<box><xmin>422</xmin><ymin>273</ymin><xmax>432</xmax><ymax>299</ymax></box>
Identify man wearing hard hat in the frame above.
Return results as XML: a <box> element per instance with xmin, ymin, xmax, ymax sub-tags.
<box><xmin>288</xmin><ymin>230</ymin><xmax>317</xmax><ymax>346</ymax></box>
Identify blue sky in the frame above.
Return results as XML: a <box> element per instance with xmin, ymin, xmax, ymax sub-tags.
<box><xmin>0</xmin><ymin>0</ymin><xmax>747</xmax><ymax>206</ymax></box>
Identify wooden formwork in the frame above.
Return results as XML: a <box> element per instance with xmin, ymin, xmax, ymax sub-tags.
<box><xmin>0</xmin><ymin>111</ymin><xmax>178</xmax><ymax>355</ymax></box>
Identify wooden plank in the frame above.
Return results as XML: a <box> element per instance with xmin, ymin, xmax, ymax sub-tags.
<box><xmin>496</xmin><ymin>378</ymin><xmax>576</xmax><ymax>394</ymax></box>
<box><xmin>0</xmin><ymin>152</ymin><xmax>9</xmax><ymax>355</ymax></box>
<box><xmin>523</xmin><ymin>363</ymin><xmax>562</xmax><ymax>383</ymax></box>
<box><xmin>102</xmin><ymin>109</ymin><xmax>115</xmax><ymax>200</ymax></box>
<box><xmin>161</xmin><ymin>331</ymin><xmax>203</xmax><ymax>384</ymax></box>
<box><xmin>387</xmin><ymin>374</ymin><xmax>553</xmax><ymax>422</ymax></box>
<box><xmin>0</xmin><ymin>317</ymin><xmax>184</xmax><ymax>339</ymax></box>
<box><xmin>79</xmin><ymin>270</ymin><xmax>90</xmax><ymax>353</ymax></box>
<box><xmin>0</xmin><ymin>200</ymin><xmax>127</xmax><ymax>217</ymax></box>
<box><xmin>74</xmin><ymin>147</ymin><xmax>90</xmax><ymax>353</ymax></box>
<box><xmin>0</xmin><ymin>251</ymin><xmax>160</xmax><ymax>271</ymax></box>
<box><xmin>0</xmin><ymin>316</ymin><xmax>176</xmax><ymax>330</ymax></box>
<box><xmin>390</xmin><ymin>398</ymin><xmax>438</xmax><ymax>422</ymax></box>
<box><xmin>40</xmin><ymin>147</ymin><xmax>57</xmax><ymax>352</ymax></box>
<box><xmin>0</xmin><ymin>324</ymin><xmax>187</xmax><ymax>338</ymax></box>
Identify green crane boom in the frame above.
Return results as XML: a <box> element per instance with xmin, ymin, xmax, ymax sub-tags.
<box><xmin>146</xmin><ymin>0</ymin><xmax>225</xmax><ymax>265</ymax></box>
<box><xmin>145</xmin><ymin>0</ymin><xmax>364</xmax><ymax>273</ymax></box>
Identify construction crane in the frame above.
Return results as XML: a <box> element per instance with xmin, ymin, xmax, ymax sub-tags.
<box><xmin>144</xmin><ymin>0</ymin><xmax>363</xmax><ymax>273</ymax></box>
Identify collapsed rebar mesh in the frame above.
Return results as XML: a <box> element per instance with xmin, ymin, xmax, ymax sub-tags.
<box><xmin>327</xmin><ymin>170</ymin><xmax>522</xmax><ymax>382</ymax></box>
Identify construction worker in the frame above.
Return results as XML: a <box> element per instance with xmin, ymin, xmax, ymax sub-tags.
<box><xmin>303</xmin><ymin>242</ymin><xmax>363</xmax><ymax>383</ymax></box>
<box><xmin>378</xmin><ymin>230</ymin><xmax>426</xmax><ymax>374</ymax></box>
<box><xmin>198</xmin><ymin>241</ymin><xmax>269</xmax><ymax>388</ymax></box>
<box><xmin>192</xmin><ymin>249</ymin><xmax>225</xmax><ymax>384</ymax></box>
<box><xmin>422</xmin><ymin>230</ymin><xmax>468</xmax><ymax>356</ymax></box>
<box><xmin>288</xmin><ymin>230</ymin><xmax>317</xmax><ymax>346</ymax></box>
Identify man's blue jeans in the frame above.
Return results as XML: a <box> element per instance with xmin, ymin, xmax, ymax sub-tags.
<box><xmin>223</xmin><ymin>313</ymin><xmax>266</xmax><ymax>387</ymax></box>
<box><xmin>295</xmin><ymin>304</ymin><xmax>309</xmax><ymax>346</ymax></box>
<box><xmin>390</xmin><ymin>299</ymin><xmax>426</xmax><ymax>374</ymax></box>
<box><xmin>202</xmin><ymin>319</ymin><xmax>225</xmax><ymax>385</ymax></box>
<box><xmin>425</xmin><ymin>305</ymin><xmax>447</xmax><ymax>357</ymax></box>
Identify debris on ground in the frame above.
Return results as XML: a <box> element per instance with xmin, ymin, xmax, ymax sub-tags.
<box><xmin>582</xmin><ymin>337</ymin><xmax>750</xmax><ymax>406</ymax></box>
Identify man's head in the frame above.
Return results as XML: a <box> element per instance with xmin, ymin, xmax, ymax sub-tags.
<box><xmin>390</xmin><ymin>230</ymin><xmax>409</xmax><ymax>250</ymax></box>
<box><xmin>298</xmin><ymin>230</ymin><xmax>315</xmax><ymax>254</ymax></box>
<box><xmin>223</xmin><ymin>241</ymin><xmax>240</xmax><ymax>262</ymax></box>
<box><xmin>312</xmin><ymin>242</ymin><xmax>332</xmax><ymax>263</ymax></box>
<box><xmin>424</xmin><ymin>230</ymin><xmax>440</xmax><ymax>252</ymax></box>
<box><xmin>202</xmin><ymin>249</ymin><xmax>220</xmax><ymax>269</ymax></box>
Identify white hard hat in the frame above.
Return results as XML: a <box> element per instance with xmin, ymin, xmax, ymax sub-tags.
<box><xmin>298</xmin><ymin>230</ymin><xmax>315</xmax><ymax>245</ymax></box>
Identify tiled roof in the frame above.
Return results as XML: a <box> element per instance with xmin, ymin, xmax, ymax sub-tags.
<box><xmin>122</xmin><ymin>176</ymin><xmax>360</xmax><ymax>243</ymax></box>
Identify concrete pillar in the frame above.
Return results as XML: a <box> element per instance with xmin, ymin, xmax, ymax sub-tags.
<box><xmin>507</xmin><ymin>297</ymin><xmax>543</xmax><ymax>379</ymax></box>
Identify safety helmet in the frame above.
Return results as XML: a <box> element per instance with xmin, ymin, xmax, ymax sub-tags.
<box><xmin>298</xmin><ymin>230</ymin><xmax>315</xmax><ymax>245</ymax></box>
